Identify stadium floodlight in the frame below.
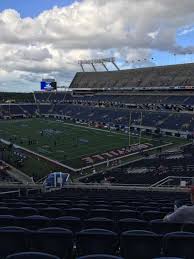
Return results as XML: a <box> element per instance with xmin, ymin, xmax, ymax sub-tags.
<box><xmin>78</xmin><ymin>57</ymin><xmax>120</xmax><ymax>72</ymax></box>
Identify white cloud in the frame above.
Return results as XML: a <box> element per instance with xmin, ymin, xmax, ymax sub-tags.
<box><xmin>0</xmin><ymin>0</ymin><xmax>194</xmax><ymax>91</ymax></box>
<box><xmin>179</xmin><ymin>26</ymin><xmax>194</xmax><ymax>36</ymax></box>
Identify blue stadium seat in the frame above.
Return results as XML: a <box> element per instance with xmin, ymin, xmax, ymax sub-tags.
<box><xmin>0</xmin><ymin>207</ymin><xmax>10</xmax><ymax>215</ymax></box>
<box><xmin>0</xmin><ymin>227</ymin><xmax>30</xmax><ymax>258</ymax></box>
<box><xmin>75</xmin><ymin>204</ymin><xmax>90</xmax><ymax>210</ymax></box>
<box><xmin>8</xmin><ymin>202</ymin><xmax>29</xmax><ymax>208</ymax></box>
<box><xmin>38</xmin><ymin>208</ymin><xmax>62</xmax><ymax>218</ymax></box>
<box><xmin>53</xmin><ymin>203</ymin><xmax>70</xmax><ymax>209</ymax></box>
<box><xmin>84</xmin><ymin>218</ymin><xmax>115</xmax><ymax>231</ymax></box>
<box><xmin>10</xmin><ymin>207</ymin><xmax>38</xmax><ymax>217</ymax></box>
<box><xmin>92</xmin><ymin>205</ymin><xmax>111</xmax><ymax>210</ymax></box>
<box><xmin>31</xmin><ymin>227</ymin><xmax>73</xmax><ymax>259</ymax></box>
<box><xmin>66</xmin><ymin>208</ymin><xmax>88</xmax><ymax>219</ymax></box>
<box><xmin>0</xmin><ymin>215</ymin><xmax>17</xmax><ymax>227</ymax></box>
<box><xmin>51</xmin><ymin>216</ymin><xmax>82</xmax><ymax>234</ymax></box>
<box><xmin>18</xmin><ymin>215</ymin><xmax>50</xmax><ymax>230</ymax></box>
<box><xmin>150</xmin><ymin>220</ymin><xmax>182</xmax><ymax>234</ymax></box>
<box><xmin>153</xmin><ymin>257</ymin><xmax>184</xmax><ymax>259</ymax></box>
<box><xmin>181</xmin><ymin>223</ymin><xmax>194</xmax><ymax>232</ymax></box>
<box><xmin>120</xmin><ymin>230</ymin><xmax>161</xmax><ymax>259</ymax></box>
<box><xmin>163</xmin><ymin>232</ymin><xmax>194</xmax><ymax>259</ymax></box>
<box><xmin>118</xmin><ymin>218</ymin><xmax>148</xmax><ymax>232</ymax></box>
<box><xmin>117</xmin><ymin>210</ymin><xmax>140</xmax><ymax>220</ymax></box>
<box><xmin>31</xmin><ymin>203</ymin><xmax>48</xmax><ymax>209</ymax></box>
<box><xmin>76</xmin><ymin>229</ymin><xmax>118</xmax><ymax>256</ymax></box>
<box><xmin>77</xmin><ymin>255</ymin><xmax>123</xmax><ymax>259</ymax></box>
<box><xmin>115</xmin><ymin>205</ymin><xmax>136</xmax><ymax>211</ymax></box>
<box><xmin>111</xmin><ymin>201</ymin><xmax>126</xmax><ymax>207</ymax></box>
<box><xmin>89</xmin><ymin>210</ymin><xmax>113</xmax><ymax>219</ymax></box>
<box><xmin>6</xmin><ymin>252</ymin><xmax>60</xmax><ymax>259</ymax></box>
<box><xmin>142</xmin><ymin>211</ymin><xmax>166</xmax><ymax>221</ymax></box>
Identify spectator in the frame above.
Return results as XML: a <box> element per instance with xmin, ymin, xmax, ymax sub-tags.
<box><xmin>164</xmin><ymin>187</ymin><xmax>194</xmax><ymax>223</ymax></box>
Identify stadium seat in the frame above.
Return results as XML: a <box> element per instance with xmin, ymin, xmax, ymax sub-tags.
<box><xmin>163</xmin><ymin>232</ymin><xmax>194</xmax><ymax>259</ymax></box>
<box><xmin>10</xmin><ymin>207</ymin><xmax>38</xmax><ymax>217</ymax></box>
<box><xmin>142</xmin><ymin>211</ymin><xmax>166</xmax><ymax>221</ymax></box>
<box><xmin>0</xmin><ymin>227</ymin><xmax>30</xmax><ymax>258</ymax></box>
<box><xmin>138</xmin><ymin>206</ymin><xmax>157</xmax><ymax>213</ymax></box>
<box><xmin>0</xmin><ymin>215</ymin><xmax>17</xmax><ymax>227</ymax></box>
<box><xmin>76</xmin><ymin>229</ymin><xmax>118</xmax><ymax>256</ymax></box>
<box><xmin>66</xmin><ymin>208</ymin><xmax>88</xmax><ymax>219</ymax></box>
<box><xmin>8</xmin><ymin>202</ymin><xmax>29</xmax><ymax>208</ymax></box>
<box><xmin>120</xmin><ymin>230</ymin><xmax>162</xmax><ymax>259</ymax></box>
<box><xmin>115</xmin><ymin>205</ymin><xmax>136</xmax><ymax>211</ymax></box>
<box><xmin>53</xmin><ymin>203</ymin><xmax>70</xmax><ymax>209</ymax></box>
<box><xmin>38</xmin><ymin>208</ymin><xmax>62</xmax><ymax>218</ymax></box>
<box><xmin>0</xmin><ymin>207</ymin><xmax>10</xmax><ymax>215</ymax></box>
<box><xmin>153</xmin><ymin>257</ymin><xmax>184</xmax><ymax>259</ymax></box>
<box><xmin>84</xmin><ymin>218</ymin><xmax>115</xmax><ymax>231</ymax></box>
<box><xmin>75</xmin><ymin>204</ymin><xmax>90</xmax><ymax>210</ymax></box>
<box><xmin>6</xmin><ymin>252</ymin><xmax>60</xmax><ymax>259</ymax></box>
<box><xmin>32</xmin><ymin>203</ymin><xmax>48</xmax><ymax>209</ymax></box>
<box><xmin>181</xmin><ymin>223</ymin><xmax>194</xmax><ymax>232</ymax></box>
<box><xmin>150</xmin><ymin>220</ymin><xmax>182</xmax><ymax>234</ymax></box>
<box><xmin>51</xmin><ymin>216</ymin><xmax>82</xmax><ymax>234</ymax></box>
<box><xmin>31</xmin><ymin>227</ymin><xmax>73</xmax><ymax>259</ymax></box>
<box><xmin>117</xmin><ymin>210</ymin><xmax>140</xmax><ymax>220</ymax></box>
<box><xmin>111</xmin><ymin>201</ymin><xmax>126</xmax><ymax>207</ymax></box>
<box><xmin>89</xmin><ymin>210</ymin><xmax>113</xmax><ymax>219</ymax></box>
<box><xmin>18</xmin><ymin>215</ymin><xmax>50</xmax><ymax>230</ymax></box>
<box><xmin>118</xmin><ymin>218</ymin><xmax>148</xmax><ymax>232</ymax></box>
<box><xmin>77</xmin><ymin>255</ymin><xmax>123</xmax><ymax>259</ymax></box>
<box><xmin>92</xmin><ymin>205</ymin><xmax>111</xmax><ymax>210</ymax></box>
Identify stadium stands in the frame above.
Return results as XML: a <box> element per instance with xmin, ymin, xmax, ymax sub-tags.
<box><xmin>81</xmin><ymin>155</ymin><xmax>194</xmax><ymax>185</ymax></box>
<box><xmin>70</xmin><ymin>63</ymin><xmax>194</xmax><ymax>89</ymax></box>
<box><xmin>0</xmin><ymin>93</ymin><xmax>34</xmax><ymax>103</ymax></box>
<box><xmin>1</xmin><ymin>103</ymin><xmax>194</xmax><ymax>135</ymax></box>
<box><xmin>0</xmin><ymin>188</ymin><xmax>191</xmax><ymax>258</ymax></box>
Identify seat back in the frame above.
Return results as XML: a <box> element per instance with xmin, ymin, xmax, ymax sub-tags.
<box><xmin>6</xmin><ymin>252</ymin><xmax>60</xmax><ymax>259</ymax></box>
<box><xmin>0</xmin><ymin>227</ymin><xmax>30</xmax><ymax>257</ymax></box>
<box><xmin>31</xmin><ymin>227</ymin><xmax>73</xmax><ymax>259</ymax></box>
<box><xmin>77</xmin><ymin>255</ymin><xmax>123</xmax><ymax>259</ymax></box>
<box><xmin>120</xmin><ymin>230</ymin><xmax>161</xmax><ymax>259</ymax></box>
<box><xmin>84</xmin><ymin>218</ymin><xmax>114</xmax><ymax>231</ymax></box>
<box><xmin>76</xmin><ymin>229</ymin><xmax>118</xmax><ymax>256</ymax></box>
<box><xmin>51</xmin><ymin>216</ymin><xmax>82</xmax><ymax>234</ymax></box>
<box><xmin>118</xmin><ymin>218</ymin><xmax>148</xmax><ymax>233</ymax></box>
<box><xmin>164</xmin><ymin>232</ymin><xmax>194</xmax><ymax>259</ymax></box>
<box><xmin>18</xmin><ymin>215</ymin><xmax>50</xmax><ymax>230</ymax></box>
<box><xmin>150</xmin><ymin>220</ymin><xmax>182</xmax><ymax>234</ymax></box>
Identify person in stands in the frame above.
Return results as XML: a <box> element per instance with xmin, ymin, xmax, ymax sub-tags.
<box><xmin>164</xmin><ymin>186</ymin><xmax>194</xmax><ymax>223</ymax></box>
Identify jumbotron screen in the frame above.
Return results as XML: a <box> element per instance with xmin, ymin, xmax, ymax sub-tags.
<box><xmin>41</xmin><ymin>79</ymin><xmax>57</xmax><ymax>91</ymax></box>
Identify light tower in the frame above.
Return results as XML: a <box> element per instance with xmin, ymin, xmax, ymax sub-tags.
<box><xmin>78</xmin><ymin>57</ymin><xmax>120</xmax><ymax>72</ymax></box>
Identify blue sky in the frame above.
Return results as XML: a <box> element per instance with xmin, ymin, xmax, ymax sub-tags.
<box><xmin>0</xmin><ymin>0</ymin><xmax>76</xmax><ymax>17</ymax></box>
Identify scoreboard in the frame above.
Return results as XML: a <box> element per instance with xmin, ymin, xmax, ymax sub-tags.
<box><xmin>41</xmin><ymin>79</ymin><xmax>57</xmax><ymax>91</ymax></box>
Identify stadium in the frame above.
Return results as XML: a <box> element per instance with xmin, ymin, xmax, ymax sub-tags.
<box><xmin>0</xmin><ymin>61</ymin><xmax>194</xmax><ymax>257</ymax></box>
<box><xmin>0</xmin><ymin>0</ymin><xmax>194</xmax><ymax>258</ymax></box>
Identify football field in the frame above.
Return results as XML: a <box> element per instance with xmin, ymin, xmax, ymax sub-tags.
<box><xmin>0</xmin><ymin>118</ymin><xmax>185</xmax><ymax>179</ymax></box>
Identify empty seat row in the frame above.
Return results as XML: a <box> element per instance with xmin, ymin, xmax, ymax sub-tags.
<box><xmin>6</xmin><ymin>252</ymin><xmax>124</xmax><ymax>259</ymax></box>
<box><xmin>0</xmin><ymin>227</ymin><xmax>193</xmax><ymax>259</ymax></box>
<box><xmin>0</xmin><ymin>215</ymin><xmax>194</xmax><ymax>235</ymax></box>
<box><xmin>0</xmin><ymin>207</ymin><xmax>168</xmax><ymax>220</ymax></box>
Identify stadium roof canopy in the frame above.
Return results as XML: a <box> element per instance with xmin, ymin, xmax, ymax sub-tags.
<box><xmin>70</xmin><ymin>63</ymin><xmax>194</xmax><ymax>91</ymax></box>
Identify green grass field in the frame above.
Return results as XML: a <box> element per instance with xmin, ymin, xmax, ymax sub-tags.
<box><xmin>0</xmin><ymin>118</ymin><xmax>188</xmax><ymax>180</ymax></box>
<box><xmin>0</xmin><ymin>118</ymin><xmax>144</xmax><ymax>166</ymax></box>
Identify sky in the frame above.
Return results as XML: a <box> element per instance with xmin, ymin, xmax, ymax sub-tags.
<box><xmin>0</xmin><ymin>0</ymin><xmax>194</xmax><ymax>92</ymax></box>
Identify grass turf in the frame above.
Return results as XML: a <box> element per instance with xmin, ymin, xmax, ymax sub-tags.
<box><xmin>0</xmin><ymin>118</ymin><xmax>183</xmax><ymax>180</ymax></box>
